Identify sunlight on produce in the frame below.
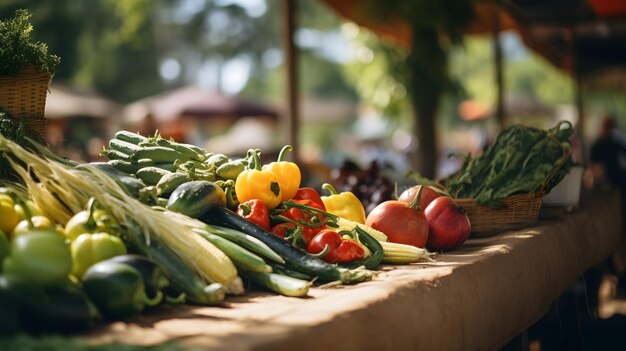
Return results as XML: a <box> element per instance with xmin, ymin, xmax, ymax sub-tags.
<box><xmin>2</xmin><ymin>1</ymin><xmax>626</xmax><ymax>350</ymax></box>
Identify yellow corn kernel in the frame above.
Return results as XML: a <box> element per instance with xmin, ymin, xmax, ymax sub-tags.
<box><xmin>380</xmin><ymin>241</ymin><xmax>434</xmax><ymax>264</ymax></box>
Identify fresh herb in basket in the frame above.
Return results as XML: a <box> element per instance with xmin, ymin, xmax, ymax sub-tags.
<box><xmin>0</xmin><ymin>9</ymin><xmax>60</xmax><ymax>76</ymax></box>
<box><xmin>0</xmin><ymin>111</ymin><xmax>29</xmax><ymax>180</ymax></box>
<box><xmin>443</xmin><ymin>121</ymin><xmax>574</xmax><ymax>208</ymax></box>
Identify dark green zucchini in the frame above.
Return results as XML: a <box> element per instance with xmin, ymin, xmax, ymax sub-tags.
<box><xmin>81</xmin><ymin>163</ymin><xmax>146</xmax><ymax>198</ymax></box>
<box><xmin>201</xmin><ymin>207</ymin><xmax>375</xmax><ymax>284</ymax></box>
<box><xmin>166</xmin><ymin>181</ymin><xmax>226</xmax><ymax>218</ymax></box>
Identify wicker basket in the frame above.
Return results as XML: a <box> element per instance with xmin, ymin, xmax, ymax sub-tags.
<box><xmin>455</xmin><ymin>191</ymin><xmax>545</xmax><ymax>236</ymax></box>
<box><xmin>0</xmin><ymin>65</ymin><xmax>51</xmax><ymax>141</ymax></box>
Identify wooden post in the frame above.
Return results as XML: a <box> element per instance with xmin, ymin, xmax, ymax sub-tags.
<box><xmin>492</xmin><ymin>0</ymin><xmax>505</xmax><ymax>130</ymax></box>
<box><xmin>283</xmin><ymin>0</ymin><xmax>300</xmax><ymax>163</ymax></box>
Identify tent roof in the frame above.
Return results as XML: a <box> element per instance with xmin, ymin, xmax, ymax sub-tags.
<box><xmin>321</xmin><ymin>0</ymin><xmax>626</xmax><ymax>85</ymax></box>
<box><xmin>121</xmin><ymin>85</ymin><xmax>279</xmax><ymax>124</ymax></box>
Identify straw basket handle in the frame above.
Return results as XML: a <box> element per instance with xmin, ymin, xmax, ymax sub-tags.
<box><xmin>539</xmin><ymin>121</ymin><xmax>573</xmax><ymax>192</ymax></box>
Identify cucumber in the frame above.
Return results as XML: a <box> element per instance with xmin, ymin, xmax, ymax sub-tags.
<box><xmin>114</xmin><ymin>131</ymin><xmax>148</xmax><ymax>145</ymax></box>
<box><xmin>108</xmin><ymin>139</ymin><xmax>142</xmax><ymax>156</ymax></box>
<box><xmin>200</xmin><ymin>207</ymin><xmax>375</xmax><ymax>284</ymax></box>
<box><xmin>244</xmin><ymin>270</ymin><xmax>311</xmax><ymax>297</ymax></box>
<box><xmin>155</xmin><ymin>139</ymin><xmax>205</xmax><ymax>161</ymax></box>
<box><xmin>136</xmin><ymin>167</ymin><xmax>172</xmax><ymax>186</ymax></box>
<box><xmin>100</xmin><ymin>149</ymin><xmax>130</xmax><ymax>161</ymax></box>
<box><xmin>216</xmin><ymin>161</ymin><xmax>245</xmax><ymax>180</ymax></box>
<box><xmin>131</xmin><ymin>147</ymin><xmax>187</xmax><ymax>163</ymax></box>
<box><xmin>156</xmin><ymin>172</ymin><xmax>191</xmax><ymax>196</ymax></box>
<box><xmin>107</xmin><ymin>160</ymin><xmax>137</xmax><ymax>174</ymax></box>
<box><xmin>166</xmin><ymin>181</ymin><xmax>226</xmax><ymax>218</ymax></box>
<box><xmin>206</xmin><ymin>154</ymin><xmax>229</xmax><ymax>167</ymax></box>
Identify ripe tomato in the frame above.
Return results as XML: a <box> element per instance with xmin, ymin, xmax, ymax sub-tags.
<box><xmin>398</xmin><ymin>185</ymin><xmax>442</xmax><ymax>210</ymax></box>
<box><xmin>365</xmin><ymin>200</ymin><xmax>429</xmax><ymax>248</ymax></box>
<box><xmin>424</xmin><ymin>196</ymin><xmax>471</xmax><ymax>251</ymax></box>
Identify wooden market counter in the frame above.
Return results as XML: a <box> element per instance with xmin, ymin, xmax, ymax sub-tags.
<box><xmin>86</xmin><ymin>190</ymin><xmax>621</xmax><ymax>351</ymax></box>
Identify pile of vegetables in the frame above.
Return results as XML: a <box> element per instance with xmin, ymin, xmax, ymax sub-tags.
<box><xmin>443</xmin><ymin>121</ymin><xmax>574</xmax><ymax>207</ymax></box>
<box><xmin>0</xmin><ymin>131</ymin><xmax>436</xmax><ymax>335</ymax></box>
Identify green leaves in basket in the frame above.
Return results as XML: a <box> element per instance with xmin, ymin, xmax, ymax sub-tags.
<box><xmin>0</xmin><ymin>9</ymin><xmax>60</xmax><ymax>76</ymax></box>
<box><xmin>0</xmin><ymin>112</ymin><xmax>29</xmax><ymax>180</ymax></box>
<box><xmin>442</xmin><ymin>121</ymin><xmax>574</xmax><ymax>208</ymax></box>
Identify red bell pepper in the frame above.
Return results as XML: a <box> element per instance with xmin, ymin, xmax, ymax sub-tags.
<box><xmin>237</xmin><ymin>199</ymin><xmax>271</xmax><ymax>231</ymax></box>
<box><xmin>307</xmin><ymin>229</ymin><xmax>365</xmax><ymax>263</ymax></box>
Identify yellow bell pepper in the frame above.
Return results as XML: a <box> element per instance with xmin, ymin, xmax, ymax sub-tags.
<box><xmin>236</xmin><ymin>150</ymin><xmax>282</xmax><ymax>209</ymax></box>
<box><xmin>321</xmin><ymin>183</ymin><xmax>366</xmax><ymax>224</ymax></box>
<box><xmin>262</xmin><ymin>145</ymin><xmax>301</xmax><ymax>202</ymax></box>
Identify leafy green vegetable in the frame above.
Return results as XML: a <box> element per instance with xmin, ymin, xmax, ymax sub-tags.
<box><xmin>443</xmin><ymin>121</ymin><xmax>574</xmax><ymax>207</ymax></box>
<box><xmin>0</xmin><ymin>9</ymin><xmax>60</xmax><ymax>76</ymax></box>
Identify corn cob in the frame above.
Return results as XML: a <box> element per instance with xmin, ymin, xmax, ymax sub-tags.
<box><xmin>157</xmin><ymin>225</ymin><xmax>243</xmax><ymax>294</ymax></box>
<box><xmin>380</xmin><ymin>241</ymin><xmax>434</xmax><ymax>264</ymax></box>
<box><xmin>335</xmin><ymin>217</ymin><xmax>388</xmax><ymax>242</ymax></box>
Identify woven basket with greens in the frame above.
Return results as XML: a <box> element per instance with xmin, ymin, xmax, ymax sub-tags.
<box><xmin>443</xmin><ymin>121</ymin><xmax>574</xmax><ymax>208</ymax></box>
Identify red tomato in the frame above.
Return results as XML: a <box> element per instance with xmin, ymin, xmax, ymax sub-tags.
<box><xmin>270</xmin><ymin>222</ymin><xmax>295</xmax><ymax>239</ymax></box>
<box><xmin>293</xmin><ymin>188</ymin><xmax>326</xmax><ymax>210</ymax></box>
<box><xmin>424</xmin><ymin>196</ymin><xmax>471</xmax><ymax>251</ymax></box>
<box><xmin>307</xmin><ymin>229</ymin><xmax>364</xmax><ymax>263</ymax></box>
<box><xmin>365</xmin><ymin>200</ymin><xmax>429</xmax><ymax>248</ymax></box>
<box><xmin>398</xmin><ymin>185</ymin><xmax>441</xmax><ymax>210</ymax></box>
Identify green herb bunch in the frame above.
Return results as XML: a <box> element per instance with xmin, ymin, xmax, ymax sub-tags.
<box><xmin>0</xmin><ymin>9</ymin><xmax>60</xmax><ymax>76</ymax></box>
<box><xmin>443</xmin><ymin>121</ymin><xmax>574</xmax><ymax>207</ymax></box>
<box><xmin>0</xmin><ymin>111</ymin><xmax>29</xmax><ymax>180</ymax></box>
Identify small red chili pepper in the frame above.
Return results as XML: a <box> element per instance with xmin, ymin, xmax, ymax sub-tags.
<box><xmin>237</xmin><ymin>199</ymin><xmax>271</xmax><ymax>231</ymax></box>
<box><xmin>307</xmin><ymin>229</ymin><xmax>365</xmax><ymax>263</ymax></box>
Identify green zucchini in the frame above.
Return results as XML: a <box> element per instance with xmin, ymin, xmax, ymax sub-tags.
<box><xmin>81</xmin><ymin>163</ymin><xmax>146</xmax><ymax>198</ymax></box>
<box><xmin>244</xmin><ymin>270</ymin><xmax>311</xmax><ymax>297</ymax></box>
<box><xmin>125</xmin><ymin>230</ymin><xmax>225</xmax><ymax>305</ymax></box>
<box><xmin>109</xmin><ymin>139</ymin><xmax>142</xmax><ymax>156</ymax></box>
<box><xmin>201</xmin><ymin>207</ymin><xmax>376</xmax><ymax>284</ymax></box>
<box><xmin>192</xmin><ymin>228</ymin><xmax>272</xmax><ymax>273</ymax></box>
<box><xmin>136</xmin><ymin>167</ymin><xmax>172</xmax><ymax>186</ymax></box>
<box><xmin>156</xmin><ymin>172</ymin><xmax>191</xmax><ymax>196</ymax></box>
<box><xmin>114</xmin><ymin>131</ymin><xmax>148</xmax><ymax>145</ymax></box>
<box><xmin>205</xmin><ymin>225</ymin><xmax>284</xmax><ymax>264</ymax></box>
<box><xmin>166</xmin><ymin>181</ymin><xmax>226</xmax><ymax>218</ymax></box>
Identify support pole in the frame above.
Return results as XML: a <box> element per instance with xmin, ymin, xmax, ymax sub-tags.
<box><xmin>492</xmin><ymin>1</ymin><xmax>505</xmax><ymax>130</ymax></box>
<box><xmin>283</xmin><ymin>0</ymin><xmax>300</xmax><ymax>164</ymax></box>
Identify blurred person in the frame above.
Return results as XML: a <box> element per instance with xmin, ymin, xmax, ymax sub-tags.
<box><xmin>590</xmin><ymin>115</ymin><xmax>626</xmax><ymax>298</ymax></box>
<box><xmin>590</xmin><ymin>115</ymin><xmax>626</xmax><ymax>188</ymax></box>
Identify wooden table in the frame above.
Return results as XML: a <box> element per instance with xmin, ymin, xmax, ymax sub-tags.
<box><xmin>87</xmin><ymin>191</ymin><xmax>621</xmax><ymax>351</ymax></box>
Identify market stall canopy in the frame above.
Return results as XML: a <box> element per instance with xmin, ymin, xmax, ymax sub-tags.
<box><xmin>121</xmin><ymin>85</ymin><xmax>279</xmax><ymax>125</ymax></box>
<box><xmin>45</xmin><ymin>84</ymin><xmax>122</xmax><ymax>120</ymax></box>
<box><xmin>322</xmin><ymin>0</ymin><xmax>626</xmax><ymax>84</ymax></box>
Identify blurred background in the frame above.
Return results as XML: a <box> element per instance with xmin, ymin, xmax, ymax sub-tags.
<box><xmin>2</xmin><ymin>0</ymin><xmax>626</xmax><ymax>186</ymax></box>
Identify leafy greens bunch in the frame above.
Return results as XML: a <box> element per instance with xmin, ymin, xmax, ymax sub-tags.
<box><xmin>0</xmin><ymin>9</ymin><xmax>60</xmax><ymax>76</ymax></box>
<box><xmin>443</xmin><ymin>121</ymin><xmax>574</xmax><ymax>207</ymax></box>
